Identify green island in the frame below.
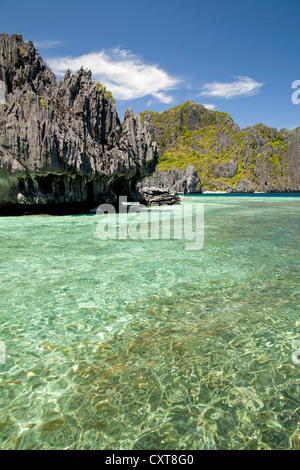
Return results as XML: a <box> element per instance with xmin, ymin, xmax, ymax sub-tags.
<box><xmin>140</xmin><ymin>101</ymin><xmax>298</xmax><ymax>192</ymax></box>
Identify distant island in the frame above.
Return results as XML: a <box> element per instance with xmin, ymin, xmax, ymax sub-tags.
<box><xmin>139</xmin><ymin>102</ymin><xmax>300</xmax><ymax>193</ymax></box>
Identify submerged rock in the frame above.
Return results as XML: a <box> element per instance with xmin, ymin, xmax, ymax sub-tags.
<box><xmin>0</xmin><ymin>33</ymin><xmax>158</xmax><ymax>213</ymax></box>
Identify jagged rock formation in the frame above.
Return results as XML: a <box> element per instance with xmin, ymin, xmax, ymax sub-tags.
<box><xmin>0</xmin><ymin>33</ymin><xmax>158</xmax><ymax>213</ymax></box>
<box><xmin>137</xmin><ymin>165</ymin><xmax>202</xmax><ymax>194</ymax></box>
<box><xmin>214</xmin><ymin>159</ymin><xmax>238</xmax><ymax>179</ymax></box>
<box><xmin>138</xmin><ymin>187</ymin><xmax>180</xmax><ymax>206</ymax></box>
<box><xmin>287</xmin><ymin>128</ymin><xmax>300</xmax><ymax>189</ymax></box>
<box><xmin>227</xmin><ymin>178</ymin><xmax>255</xmax><ymax>193</ymax></box>
<box><xmin>140</xmin><ymin>102</ymin><xmax>300</xmax><ymax>193</ymax></box>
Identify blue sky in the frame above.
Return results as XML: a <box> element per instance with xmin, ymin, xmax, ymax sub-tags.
<box><xmin>1</xmin><ymin>0</ymin><xmax>299</xmax><ymax>130</ymax></box>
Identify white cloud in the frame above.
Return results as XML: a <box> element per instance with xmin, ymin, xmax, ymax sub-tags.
<box><xmin>152</xmin><ymin>91</ymin><xmax>175</xmax><ymax>104</ymax></box>
<box><xmin>35</xmin><ymin>39</ymin><xmax>63</xmax><ymax>49</ymax></box>
<box><xmin>47</xmin><ymin>48</ymin><xmax>182</xmax><ymax>103</ymax></box>
<box><xmin>202</xmin><ymin>103</ymin><xmax>216</xmax><ymax>110</ymax></box>
<box><xmin>199</xmin><ymin>76</ymin><xmax>264</xmax><ymax>99</ymax></box>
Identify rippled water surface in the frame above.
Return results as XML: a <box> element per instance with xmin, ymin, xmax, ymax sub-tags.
<box><xmin>0</xmin><ymin>194</ymin><xmax>299</xmax><ymax>449</ymax></box>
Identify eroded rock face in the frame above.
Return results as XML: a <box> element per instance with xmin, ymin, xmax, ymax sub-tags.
<box><xmin>287</xmin><ymin>128</ymin><xmax>300</xmax><ymax>189</ymax></box>
<box><xmin>138</xmin><ymin>187</ymin><xmax>180</xmax><ymax>206</ymax></box>
<box><xmin>214</xmin><ymin>159</ymin><xmax>238</xmax><ymax>179</ymax></box>
<box><xmin>138</xmin><ymin>165</ymin><xmax>202</xmax><ymax>194</ymax></box>
<box><xmin>227</xmin><ymin>178</ymin><xmax>255</xmax><ymax>193</ymax></box>
<box><xmin>0</xmin><ymin>33</ymin><xmax>158</xmax><ymax>212</ymax></box>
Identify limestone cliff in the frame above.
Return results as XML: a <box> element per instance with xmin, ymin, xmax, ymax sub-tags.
<box><xmin>0</xmin><ymin>33</ymin><xmax>158</xmax><ymax>213</ymax></box>
<box><xmin>140</xmin><ymin>102</ymin><xmax>300</xmax><ymax>193</ymax></box>
<box><xmin>137</xmin><ymin>187</ymin><xmax>180</xmax><ymax>206</ymax></box>
<box><xmin>137</xmin><ymin>165</ymin><xmax>202</xmax><ymax>194</ymax></box>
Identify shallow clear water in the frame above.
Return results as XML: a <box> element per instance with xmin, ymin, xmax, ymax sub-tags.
<box><xmin>0</xmin><ymin>194</ymin><xmax>299</xmax><ymax>450</ymax></box>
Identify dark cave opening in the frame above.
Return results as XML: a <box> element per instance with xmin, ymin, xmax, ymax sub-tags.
<box><xmin>57</xmin><ymin>180</ymin><xmax>65</xmax><ymax>196</ymax></box>
<box><xmin>86</xmin><ymin>180</ymin><xmax>94</xmax><ymax>203</ymax></box>
<box><xmin>36</xmin><ymin>174</ymin><xmax>55</xmax><ymax>194</ymax></box>
<box><xmin>112</xmin><ymin>177</ymin><xmax>131</xmax><ymax>197</ymax></box>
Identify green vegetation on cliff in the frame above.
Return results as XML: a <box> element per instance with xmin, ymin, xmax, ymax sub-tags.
<box><xmin>96</xmin><ymin>81</ymin><xmax>116</xmax><ymax>104</ymax></box>
<box><xmin>140</xmin><ymin>102</ymin><xmax>294</xmax><ymax>192</ymax></box>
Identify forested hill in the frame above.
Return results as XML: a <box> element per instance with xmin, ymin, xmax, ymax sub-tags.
<box><xmin>140</xmin><ymin>101</ymin><xmax>300</xmax><ymax>192</ymax></box>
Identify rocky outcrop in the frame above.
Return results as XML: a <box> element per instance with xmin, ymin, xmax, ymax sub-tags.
<box><xmin>287</xmin><ymin>127</ymin><xmax>300</xmax><ymax>190</ymax></box>
<box><xmin>138</xmin><ymin>187</ymin><xmax>180</xmax><ymax>206</ymax></box>
<box><xmin>0</xmin><ymin>33</ymin><xmax>158</xmax><ymax>213</ymax></box>
<box><xmin>137</xmin><ymin>165</ymin><xmax>202</xmax><ymax>194</ymax></box>
<box><xmin>214</xmin><ymin>159</ymin><xmax>238</xmax><ymax>179</ymax></box>
<box><xmin>227</xmin><ymin>178</ymin><xmax>255</xmax><ymax>193</ymax></box>
<box><xmin>140</xmin><ymin>102</ymin><xmax>300</xmax><ymax>193</ymax></box>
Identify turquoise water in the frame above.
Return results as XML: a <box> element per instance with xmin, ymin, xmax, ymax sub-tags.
<box><xmin>0</xmin><ymin>195</ymin><xmax>299</xmax><ymax>450</ymax></box>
